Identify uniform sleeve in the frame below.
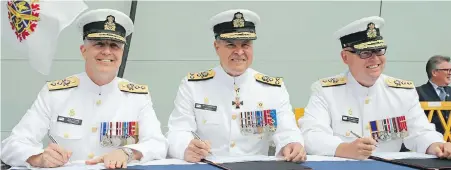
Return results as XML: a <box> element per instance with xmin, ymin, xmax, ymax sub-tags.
<box><xmin>166</xmin><ymin>78</ymin><xmax>195</xmax><ymax>160</ymax></box>
<box><xmin>403</xmin><ymin>89</ymin><xmax>444</xmax><ymax>153</ymax></box>
<box><xmin>272</xmin><ymin>84</ymin><xmax>304</xmax><ymax>156</ymax></box>
<box><xmin>298</xmin><ymin>82</ymin><xmax>344</xmax><ymax>156</ymax></box>
<box><xmin>123</xmin><ymin>93</ymin><xmax>168</xmax><ymax>162</ymax></box>
<box><xmin>1</xmin><ymin>85</ymin><xmax>51</xmax><ymax>167</ymax></box>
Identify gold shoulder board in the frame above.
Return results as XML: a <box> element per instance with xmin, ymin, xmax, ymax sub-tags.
<box><xmin>47</xmin><ymin>76</ymin><xmax>79</xmax><ymax>91</ymax></box>
<box><xmin>385</xmin><ymin>77</ymin><xmax>414</xmax><ymax>89</ymax></box>
<box><xmin>119</xmin><ymin>81</ymin><xmax>149</xmax><ymax>94</ymax></box>
<box><xmin>187</xmin><ymin>69</ymin><xmax>215</xmax><ymax>81</ymax></box>
<box><xmin>320</xmin><ymin>76</ymin><xmax>347</xmax><ymax>87</ymax></box>
<box><xmin>254</xmin><ymin>73</ymin><xmax>283</xmax><ymax>87</ymax></box>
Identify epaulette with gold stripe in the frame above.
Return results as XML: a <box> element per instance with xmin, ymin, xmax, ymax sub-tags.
<box><xmin>254</xmin><ymin>73</ymin><xmax>283</xmax><ymax>87</ymax></box>
<box><xmin>385</xmin><ymin>77</ymin><xmax>414</xmax><ymax>89</ymax></box>
<box><xmin>187</xmin><ymin>69</ymin><xmax>215</xmax><ymax>81</ymax></box>
<box><xmin>119</xmin><ymin>81</ymin><xmax>149</xmax><ymax>94</ymax></box>
<box><xmin>320</xmin><ymin>76</ymin><xmax>347</xmax><ymax>87</ymax></box>
<box><xmin>47</xmin><ymin>76</ymin><xmax>79</xmax><ymax>91</ymax></box>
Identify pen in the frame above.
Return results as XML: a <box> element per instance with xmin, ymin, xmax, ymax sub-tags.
<box><xmin>350</xmin><ymin>131</ymin><xmax>378</xmax><ymax>147</ymax></box>
<box><xmin>190</xmin><ymin>131</ymin><xmax>215</xmax><ymax>156</ymax></box>
<box><xmin>48</xmin><ymin>133</ymin><xmax>72</xmax><ymax>162</ymax></box>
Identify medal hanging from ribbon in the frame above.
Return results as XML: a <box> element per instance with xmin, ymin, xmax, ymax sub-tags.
<box><xmin>239</xmin><ymin>109</ymin><xmax>278</xmax><ymax>135</ymax></box>
<box><xmin>232</xmin><ymin>81</ymin><xmax>243</xmax><ymax>109</ymax></box>
<box><xmin>99</xmin><ymin>121</ymin><xmax>139</xmax><ymax>147</ymax></box>
<box><xmin>369</xmin><ymin>115</ymin><xmax>409</xmax><ymax>142</ymax></box>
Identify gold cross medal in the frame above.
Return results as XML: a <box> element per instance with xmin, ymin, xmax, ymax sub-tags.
<box><xmin>232</xmin><ymin>97</ymin><xmax>243</xmax><ymax>109</ymax></box>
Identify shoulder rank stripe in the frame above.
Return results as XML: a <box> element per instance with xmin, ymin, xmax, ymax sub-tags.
<box><xmin>119</xmin><ymin>81</ymin><xmax>149</xmax><ymax>94</ymax></box>
<box><xmin>187</xmin><ymin>69</ymin><xmax>215</xmax><ymax>81</ymax></box>
<box><xmin>320</xmin><ymin>77</ymin><xmax>347</xmax><ymax>87</ymax></box>
<box><xmin>47</xmin><ymin>76</ymin><xmax>79</xmax><ymax>91</ymax></box>
<box><xmin>254</xmin><ymin>73</ymin><xmax>282</xmax><ymax>87</ymax></box>
<box><xmin>385</xmin><ymin>77</ymin><xmax>414</xmax><ymax>89</ymax></box>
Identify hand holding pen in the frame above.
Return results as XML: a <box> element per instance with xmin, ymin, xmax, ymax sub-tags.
<box><xmin>26</xmin><ymin>133</ymin><xmax>72</xmax><ymax>168</ymax></box>
<box><xmin>183</xmin><ymin>131</ymin><xmax>214</xmax><ymax>163</ymax></box>
<box><xmin>335</xmin><ymin>131</ymin><xmax>378</xmax><ymax>160</ymax></box>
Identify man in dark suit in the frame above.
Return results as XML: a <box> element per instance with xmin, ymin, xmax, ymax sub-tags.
<box><xmin>416</xmin><ymin>55</ymin><xmax>451</xmax><ymax>135</ymax></box>
<box><xmin>401</xmin><ymin>55</ymin><xmax>451</xmax><ymax>152</ymax></box>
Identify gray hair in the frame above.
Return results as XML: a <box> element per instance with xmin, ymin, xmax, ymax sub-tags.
<box><xmin>426</xmin><ymin>55</ymin><xmax>451</xmax><ymax>79</ymax></box>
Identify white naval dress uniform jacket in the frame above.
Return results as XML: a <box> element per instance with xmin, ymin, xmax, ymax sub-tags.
<box><xmin>167</xmin><ymin>66</ymin><xmax>303</xmax><ymax>160</ymax></box>
<box><xmin>299</xmin><ymin>71</ymin><xmax>444</xmax><ymax>156</ymax></box>
<box><xmin>1</xmin><ymin>72</ymin><xmax>168</xmax><ymax>167</ymax></box>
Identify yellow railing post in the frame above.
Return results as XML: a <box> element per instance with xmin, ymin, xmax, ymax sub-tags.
<box><xmin>294</xmin><ymin>108</ymin><xmax>305</xmax><ymax>127</ymax></box>
<box><xmin>420</xmin><ymin>101</ymin><xmax>451</xmax><ymax>142</ymax></box>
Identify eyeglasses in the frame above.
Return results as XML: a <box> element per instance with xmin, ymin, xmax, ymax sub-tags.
<box><xmin>345</xmin><ymin>47</ymin><xmax>387</xmax><ymax>59</ymax></box>
<box><xmin>435</xmin><ymin>68</ymin><xmax>451</xmax><ymax>73</ymax></box>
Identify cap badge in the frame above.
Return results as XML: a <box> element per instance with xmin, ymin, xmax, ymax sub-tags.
<box><xmin>232</xmin><ymin>12</ymin><xmax>245</xmax><ymax>28</ymax></box>
<box><xmin>104</xmin><ymin>15</ymin><xmax>116</xmax><ymax>31</ymax></box>
<box><xmin>366</xmin><ymin>22</ymin><xmax>377</xmax><ymax>39</ymax></box>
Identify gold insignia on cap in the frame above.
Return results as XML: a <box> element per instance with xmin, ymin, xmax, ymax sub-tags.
<box><xmin>320</xmin><ymin>76</ymin><xmax>347</xmax><ymax>87</ymax></box>
<box><xmin>353</xmin><ymin>40</ymin><xmax>386</xmax><ymax>50</ymax></box>
<box><xmin>219</xmin><ymin>32</ymin><xmax>256</xmax><ymax>39</ymax></box>
<box><xmin>47</xmin><ymin>76</ymin><xmax>79</xmax><ymax>91</ymax></box>
<box><xmin>385</xmin><ymin>77</ymin><xmax>414</xmax><ymax>89</ymax></box>
<box><xmin>366</xmin><ymin>22</ymin><xmax>377</xmax><ymax>39</ymax></box>
<box><xmin>104</xmin><ymin>15</ymin><xmax>116</xmax><ymax>31</ymax></box>
<box><xmin>119</xmin><ymin>81</ymin><xmax>149</xmax><ymax>94</ymax></box>
<box><xmin>187</xmin><ymin>69</ymin><xmax>215</xmax><ymax>81</ymax></box>
<box><xmin>254</xmin><ymin>73</ymin><xmax>282</xmax><ymax>87</ymax></box>
<box><xmin>232</xmin><ymin>12</ymin><xmax>245</xmax><ymax>28</ymax></box>
<box><xmin>86</xmin><ymin>33</ymin><xmax>125</xmax><ymax>42</ymax></box>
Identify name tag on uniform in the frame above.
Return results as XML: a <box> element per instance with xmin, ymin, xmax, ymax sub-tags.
<box><xmin>342</xmin><ymin>115</ymin><xmax>359</xmax><ymax>124</ymax></box>
<box><xmin>57</xmin><ymin>116</ymin><xmax>82</xmax><ymax>125</ymax></box>
<box><xmin>194</xmin><ymin>103</ymin><xmax>217</xmax><ymax>111</ymax></box>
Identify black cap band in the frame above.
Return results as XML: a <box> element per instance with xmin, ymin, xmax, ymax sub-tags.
<box><xmin>82</xmin><ymin>15</ymin><xmax>126</xmax><ymax>43</ymax></box>
<box><xmin>213</xmin><ymin>21</ymin><xmax>255</xmax><ymax>34</ymax></box>
<box><xmin>212</xmin><ymin>12</ymin><xmax>257</xmax><ymax>40</ymax></box>
<box><xmin>339</xmin><ymin>22</ymin><xmax>383</xmax><ymax>49</ymax></box>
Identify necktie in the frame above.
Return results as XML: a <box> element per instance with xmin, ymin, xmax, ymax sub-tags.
<box><xmin>438</xmin><ymin>87</ymin><xmax>446</xmax><ymax>101</ymax></box>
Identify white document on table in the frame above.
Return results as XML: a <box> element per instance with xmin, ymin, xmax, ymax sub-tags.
<box><xmin>371</xmin><ymin>152</ymin><xmax>437</xmax><ymax>160</ymax></box>
<box><xmin>9</xmin><ymin>160</ymin><xmax>105</xmax><ymax>170</ymax></box>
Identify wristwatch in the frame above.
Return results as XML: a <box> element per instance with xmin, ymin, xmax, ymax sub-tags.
<box><xmin>121</xmin><ymin>147</ymin><xmax>134</xmax><ymax>163</ymax></box>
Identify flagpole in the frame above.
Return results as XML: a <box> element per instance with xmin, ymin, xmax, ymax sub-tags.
<box><xmin>118</xmin><ymin>0</ymin><xmax>138</xmax><ymax>78</ymax></box>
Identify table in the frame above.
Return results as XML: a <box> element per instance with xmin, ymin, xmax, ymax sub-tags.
<box><xmin>129</xmin><ymin>161</ymin><xmax>417</xmax><ymax>170</ymax></box>
<box><xmin>6</xmin><ymin>153</ymin><xmax>434</xmax><ymax>170</ymax></box>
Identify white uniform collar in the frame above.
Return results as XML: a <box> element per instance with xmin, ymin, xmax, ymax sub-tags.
<box><xmin>347</xmin><ymin>71</ymin><xmax>381</xmax><ymax>96</ymax></box>
<box><xmin>79</xmin><ymin>72</ymin><xmax>118</xmax><ymax>95</ymax></box>
<box><xmin>214</xmin><ymin>65</ymin><xmax>252</xmax><ymax>85</ymax></box>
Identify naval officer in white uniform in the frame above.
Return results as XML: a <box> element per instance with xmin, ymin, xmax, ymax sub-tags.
<box><xmin>299</xmin><ymin>16</ymin><xmax>451</xmax><ymax>160</ymax></box>
<box><xmin>1</xmin><ymin>9</ymin><xmax>168</xmax><ymax>168</ymax></box>
<box><xmin>166</xmin><ymin>9</ymin><xmax>306</xmax><ymax>163</ymax></box>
